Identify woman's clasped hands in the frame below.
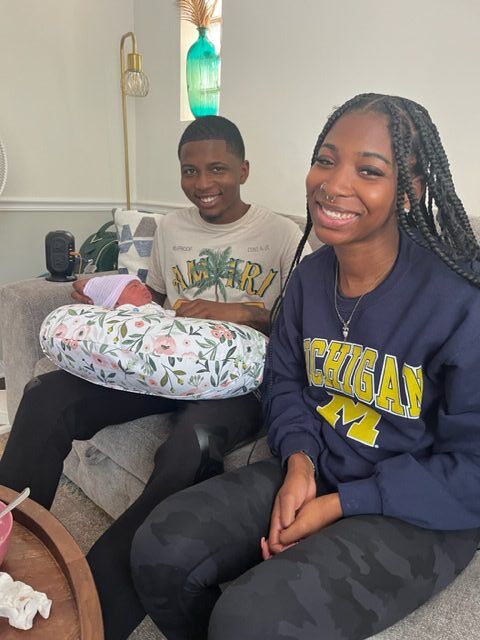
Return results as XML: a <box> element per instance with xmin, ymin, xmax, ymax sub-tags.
<box><xmin>261</xmin><ymin>452</ymin><xmax>343</xmax><ymax>560</ymax></box>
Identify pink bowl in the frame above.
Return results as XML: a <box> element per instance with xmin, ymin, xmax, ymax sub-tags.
<box><xmin>0</xmin><ymin>501</ymin><xmax>14</xmax><ymax>566</ymax></box>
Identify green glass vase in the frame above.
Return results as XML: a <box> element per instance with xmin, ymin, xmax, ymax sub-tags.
<box><xmin>186</xmin><ymin>27</ymin><xmax>220</xmax><ymax>117</ymax></box>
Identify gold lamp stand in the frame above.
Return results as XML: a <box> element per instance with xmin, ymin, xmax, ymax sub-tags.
<box><xmin>120</xmin><ymin>32</ymin><xmax>150</xmax><ymax>210</ymax></box>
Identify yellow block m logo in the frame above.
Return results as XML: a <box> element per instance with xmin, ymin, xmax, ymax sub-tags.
<box><xmin>317</xmin><ymin>393</ymin><xmax>381</xmax><ymax>447</ymax></box>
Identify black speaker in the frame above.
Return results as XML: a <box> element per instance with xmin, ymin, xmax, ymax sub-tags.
<box><xmin>45</xmin><ymin>230</ymin><xmax>77</xmax><ymax>282</ymax></box>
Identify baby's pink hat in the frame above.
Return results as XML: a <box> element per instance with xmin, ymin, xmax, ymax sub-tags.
<box><xmin>84</xmin><ymin>274</ymin><xmax>141</xmax><ymax>309</ymax></box>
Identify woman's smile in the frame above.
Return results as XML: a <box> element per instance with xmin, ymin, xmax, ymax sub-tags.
<box><xmin>313</xmin><ymin>202</ymin><xmax>360</xmax><ymax>229</ymax></box>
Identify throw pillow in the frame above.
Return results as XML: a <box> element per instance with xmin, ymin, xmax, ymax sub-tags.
<box><xmin>113</xmin><ymin>209</ymin><xmax>164</xmax><ymax>283</ymax></box>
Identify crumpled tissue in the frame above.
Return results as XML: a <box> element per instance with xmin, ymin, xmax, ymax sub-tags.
<box><xmin>0</xmin><ymin>572</ymin><xmax>52</xmax><ymax>630</ymax></box>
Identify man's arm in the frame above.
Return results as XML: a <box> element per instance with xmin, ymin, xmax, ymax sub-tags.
<box><xmin>175</xmin><ymin>299</ymin><xmax>271</xmax><ymax>335</ymax></box>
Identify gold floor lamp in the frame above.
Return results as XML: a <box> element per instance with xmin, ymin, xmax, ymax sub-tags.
<box><xmin>120</xmin><ymin>32</ymin><xmax>150</xmax><ymax>210</ymax></box>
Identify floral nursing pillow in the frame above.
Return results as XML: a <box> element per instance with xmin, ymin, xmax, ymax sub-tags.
<box><xmin>40</xmin><ymin>304</ymin><xmax>267</xmax><ymax>400</ymax></box>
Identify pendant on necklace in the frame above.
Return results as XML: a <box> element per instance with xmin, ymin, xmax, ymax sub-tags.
<box><xmin>342</xmin><ymin>325</ymin><xmax>349</xmax><ymax>340</ymax></box>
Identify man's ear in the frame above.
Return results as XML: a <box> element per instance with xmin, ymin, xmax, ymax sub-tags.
<box><xmin>240</xmin><ymin>160</ymin><xmax>250</xmax><ymax>185</ymax></box>
<box><xmin>404</xmin><ymin>175</ymin><xmax>425</xmax><ymax>211</ymax></box>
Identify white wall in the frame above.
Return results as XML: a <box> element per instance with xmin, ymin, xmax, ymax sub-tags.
<box><xmin>1</xmin><ymin>0</ymin><xmax>479</xmax><ymax>362</ymax></box>
<box><xmin>0</xmin><ymin>0</ymin><xmax>134</xmax><ymax>286</ymax></box>
<box><xmin>132</xmin><ymin>0</ymin><xmax>188</xmax><ymax>209</ymax></box>
<box><xmin>0</xmin><ymin>0</ymin><xmax>136</xmax><ymax>363</ymax></box>
<box><xmin>134</xmin><ymin>0</ymin><xmax>480</xmax><ymax>218</ymax></box>
<box><xmin>2</xmin><ymin>0</ymin><xmax>479</xmax><ymax>278</ymax></box>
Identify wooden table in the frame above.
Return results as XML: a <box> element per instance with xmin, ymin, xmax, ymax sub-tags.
<box><xmin>0</xmin><ymin>485</ymin><xmax>104</xmax><ymax>639</ymax></box>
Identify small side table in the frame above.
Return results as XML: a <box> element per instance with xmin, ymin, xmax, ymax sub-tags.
<box><xmin>0</xmin><ymin>485</ymin><xmax>104</xmax><ymax>639</ymax></box>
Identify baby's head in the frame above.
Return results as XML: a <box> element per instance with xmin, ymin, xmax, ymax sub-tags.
<box><xmin>84</xmin><ymin>275</ymin><xmax>152</xmax><ymax>309</ymax></box>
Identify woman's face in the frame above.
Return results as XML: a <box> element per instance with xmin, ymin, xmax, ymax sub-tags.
<box><xmin>306</xmin><ymin>110</ymin><xmax>399</xmax><ymax>248</ymax></box>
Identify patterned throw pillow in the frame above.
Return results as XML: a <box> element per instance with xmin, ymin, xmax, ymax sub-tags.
<box><xmin>113</xmin><ymin>209</ymin><xmax>165</xmax><ymax>282</ymax></box>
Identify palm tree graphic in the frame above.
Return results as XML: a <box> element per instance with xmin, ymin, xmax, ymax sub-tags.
<box><xmin>192</xmin><ymin>247</ymin><xmax>234</xmax><ymax>302</ymax></box>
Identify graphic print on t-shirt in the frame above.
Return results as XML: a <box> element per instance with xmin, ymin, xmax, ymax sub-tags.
<box><xmin>304</xmin><ymin>338</ymin><xmax>424</xmax><ymax>448</ymax></box>
<box><xmin>170</xmin><ymin>246</ymin><xmax>279</xmax><ymax>305</ymax></box>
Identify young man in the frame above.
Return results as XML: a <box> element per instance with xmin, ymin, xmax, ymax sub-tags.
<box><xmin>0</xmin><ymin>116</ymin><xmax>309</xmax><ymax>639</ymax></box>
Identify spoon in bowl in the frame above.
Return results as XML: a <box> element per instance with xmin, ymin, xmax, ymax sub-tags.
<box><xmin>0</xmin><ymin>488</ymin><xmax>30</xmax><ymax>520</ymax></box>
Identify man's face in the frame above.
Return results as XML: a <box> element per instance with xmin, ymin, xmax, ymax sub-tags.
<box><xmin>179</xmin><ymin>139</ymin><xmax>249</xmax><ymax>224</ymax></box>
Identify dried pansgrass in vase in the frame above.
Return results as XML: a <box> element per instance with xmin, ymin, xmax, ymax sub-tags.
<box><xmin>177</xmin><ymin>0</ymin><xmax>221</xmax><ymax>28</ymax></box>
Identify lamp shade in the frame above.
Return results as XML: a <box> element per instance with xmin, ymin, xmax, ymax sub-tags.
<box><xmin>123</xmin><ymin>70</ymin><xmax>150</xmax><ymax>97</ymax></box>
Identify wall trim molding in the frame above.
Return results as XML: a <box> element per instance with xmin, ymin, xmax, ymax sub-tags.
<box><xmin>0</xmin><ymin>199</ymin><xmax>186</xmax><ymax>214</ymax></box>
<box><xmin>0</xmin><ymin>199</ymin><xmax>123</xmax><ymax>213</ymax></box>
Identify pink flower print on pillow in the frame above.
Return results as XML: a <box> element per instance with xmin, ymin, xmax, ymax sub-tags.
<box><xmin>153</xmin><ymin>335</ymin><xmax>177</xmax><ymax>356</ymax></box>
<box><xmin>72</xmin><ymin>324</ymin><xmax>91</xmax><ymax>340</ymax></box>
<box><xmin>53</xmin><ymin>323</ymin><xmax>68</xmax><ymax>339</ymax></box>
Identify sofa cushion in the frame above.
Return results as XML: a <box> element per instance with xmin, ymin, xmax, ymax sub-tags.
<box><xmin>34</xmin><ymin>356</ymin><xmax>58</xmax><ymax>377</ymax></box>
<box><xmin>86</xmin><ymin>413</ymin><xmax>173</xmax><ymax>484</ymax></box>
<box><xmin>224</xmin><ymin>435</ymin><xmax>272</xmax><ymax>471</ymax></box>
<box><xmin>64</xmin><ymin>442</ymin><xmax>147</xmax><ymax>519</ymax></box>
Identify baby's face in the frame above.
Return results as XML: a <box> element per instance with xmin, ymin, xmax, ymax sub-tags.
<box><xmin>116</xmin><ymin>280</ymin><xmax>153</xmax><ymax>307</ymax></box>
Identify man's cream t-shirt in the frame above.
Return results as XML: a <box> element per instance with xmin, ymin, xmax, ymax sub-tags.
<box><xmin>146</xmin><ymin>205</ymin><xmax>310</xmax><ymax>311</ymax></box>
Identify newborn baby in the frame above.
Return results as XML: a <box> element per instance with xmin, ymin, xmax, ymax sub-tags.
<box><xmin>83</xmin><ymin>274</ymin><xmax>153</xmax><ymax>309</ymax></box>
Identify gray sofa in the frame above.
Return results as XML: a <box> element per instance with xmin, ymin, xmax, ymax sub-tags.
<box><xmin>1</xmin><ymin>214</ymin><xmax>479</xmax><ymax>639</ymax></box>
<box><xmin>1</xmin><ymin>211</ymin><xmax>321</xmax><ymax>517</ymax></box>
<box><xmin>0</xmin><ymin>272</ymin><xmax>277</xmax><ymax>518</ymax></box>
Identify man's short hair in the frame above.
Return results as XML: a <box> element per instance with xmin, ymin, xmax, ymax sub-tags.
<box><xmin>178</xmin><ymin>115</ymin><xmax>245</xmax><ymax>160</ymax></box>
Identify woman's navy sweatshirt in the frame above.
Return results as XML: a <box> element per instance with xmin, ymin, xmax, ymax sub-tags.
<box><xmin>265</xmin><ymin>232</ymin><xmax>480</xmax><ymax>530</ymax></box>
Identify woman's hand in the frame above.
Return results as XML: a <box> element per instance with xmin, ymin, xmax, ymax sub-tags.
<box><xmin>279</xmin><ymin>493</ymin><xmax>343</xmax><ymax>547</ymax></box>
<box><xmin>263</xmin><ymin>453</ymin><xmax>317</xmax><ymax>558</ymax></box>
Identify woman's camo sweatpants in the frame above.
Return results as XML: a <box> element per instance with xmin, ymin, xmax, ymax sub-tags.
<box><xmin>131</xmin><ymin>458</ymin><xmax>480</xmax><ymax>640</ymax></box>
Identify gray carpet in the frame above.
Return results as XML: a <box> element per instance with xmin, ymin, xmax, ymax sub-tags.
<box><xmin>0</xmin><ymin>433</ymin><xmax>164</xmax><ymax>640</ymax></box>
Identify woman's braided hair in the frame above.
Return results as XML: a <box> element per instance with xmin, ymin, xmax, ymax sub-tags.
<box><xmin>270</xmin><ymin>93</ymin><xmax>480</xmax><ymax>328</ymax></box>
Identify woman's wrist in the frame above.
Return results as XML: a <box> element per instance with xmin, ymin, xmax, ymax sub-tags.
<box><xmin>288</xmin><ymin>451</ymin><xmax>315</xmax><ymax>475</ymax></box>
<box><xmin>323</xmin><ymin>492</ymin><xmax>344</xmax><ymax>520</ymax></box>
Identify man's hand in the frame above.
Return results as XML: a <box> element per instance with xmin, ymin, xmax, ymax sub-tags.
<box><xmin>279</xmin><ymin>493</ymin><xmax>343</xmax><ymax>547</ymax></box>
<box><xmin>263</xmin><ymin>453</ymin><xmax>317</xmax><ymax>559</ymax></box>
<box><xmin>176</xmin><ymin>299</ymin><xmax>249</xmax><ymax>323</ymax></box>
<box><xmin>72</xmin><ymin>278</ymin><xmax>93</xmax><ymax>304</ymax></box>
<box><xmin>176</xmin><ymin>299</ymin><xmax>270</xmax><ymax>334</ymax></box>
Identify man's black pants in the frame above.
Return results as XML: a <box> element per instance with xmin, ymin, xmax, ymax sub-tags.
<box><xmin>0</xmin><ymin>370</ymin><xmax>262</xmax><ymax>639</ymax></box>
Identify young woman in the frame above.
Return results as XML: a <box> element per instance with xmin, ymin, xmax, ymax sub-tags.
<box><xmin>130</xmin><ymin>94</ymin><xmax>480</xmax><ymax>640</ymax></box>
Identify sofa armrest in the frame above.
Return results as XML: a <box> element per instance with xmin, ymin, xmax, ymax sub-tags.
<box><xmin>0</xmin><ymin>273</ymin><xmax>114</xmax><ymax>422</ymax></box>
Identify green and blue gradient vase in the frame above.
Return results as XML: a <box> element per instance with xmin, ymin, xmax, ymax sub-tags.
<box><xmin>186</xmin><ymin>27</ymin><xmax>220</xmax><ymax>117</ymax></box>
